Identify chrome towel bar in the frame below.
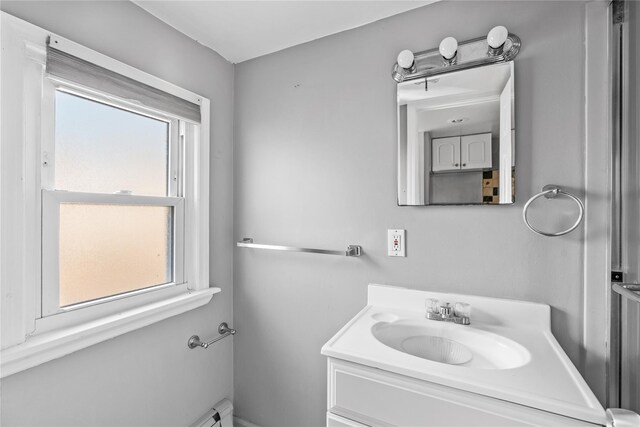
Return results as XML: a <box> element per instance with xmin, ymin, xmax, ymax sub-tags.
<box><xmin>236</xmin><ymin>238</ymin><xmax>362</xmax><ymax>257</ymax></box>
<box><xmin>612</xmin><ymin>283</ymin><xmax>640</xmax><ymax>304</ymax></box>
<box><xmin>523</xmin><ymin>185</ymin><xmax>585</xmax><ymax>237</ymax></box>
<box><xmin>188</xmin><ymin>322</ymin><xmax>236</xmax><ymax>349</ymax></box>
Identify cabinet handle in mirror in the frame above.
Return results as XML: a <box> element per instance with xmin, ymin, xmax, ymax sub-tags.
<box><xmin>462</xmin><ymin>163</ymin><xmax>466</xmax><ymax>167</ymax></box>
<box><xmin>454</xmin><ymin>163</ymin><xmax>459</xmax><ymax>167</ymax></box>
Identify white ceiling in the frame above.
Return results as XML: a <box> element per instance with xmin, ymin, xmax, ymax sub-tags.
<box><xmin>399</xmin><ymin>63</ymin><xmax>512</xmax><ymax>136</ymax></box>
<box><xmin>133</xmin><ymin>1</ymin><xmax>436</xmax><ymax>64</ymax></box>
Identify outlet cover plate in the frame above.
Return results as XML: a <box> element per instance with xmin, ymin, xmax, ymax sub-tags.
<box><xmin>388</xmin><ymin>229</ymin><xmax>406</xmax><ymax>257</ymax></box>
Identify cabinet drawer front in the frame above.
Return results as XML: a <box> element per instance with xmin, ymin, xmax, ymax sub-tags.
<box><xmin>328</xmin><ymin>359</ymin><xmax>597</xmax><ymax>427</ymax></box>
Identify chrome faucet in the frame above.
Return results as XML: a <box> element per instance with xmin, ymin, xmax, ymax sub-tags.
<box><xmin>425</xmin><ymin>299</ymin><xmax>471</xmax><ymax>325</ymax></box>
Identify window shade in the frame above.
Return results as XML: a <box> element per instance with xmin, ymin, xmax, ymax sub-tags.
<box><xmin>46</xmin><ymin>46</ymin><xmax>201</xmax><ymax>123</ymax></box>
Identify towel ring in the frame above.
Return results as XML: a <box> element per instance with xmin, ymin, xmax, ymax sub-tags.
<box><xmin>523</xmin><ymin>185</ymin><xmax>584</xmax><ymax>237</ymax></box>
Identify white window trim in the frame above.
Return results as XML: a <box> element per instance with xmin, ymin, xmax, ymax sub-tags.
<box><xmin>0</xmin><ymin>12</ymin><xmax>217</xmax><ymax>378</ymax></box>
<box><xmin>1</xmin><ymin>288</ymin><xmax>219</xmax><ymax>378</ymax></box>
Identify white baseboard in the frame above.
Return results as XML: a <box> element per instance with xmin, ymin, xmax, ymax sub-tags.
<box><xmin>234</xmin><ymin>416</ymin><xmax>261</xmax><ymax>427</ymax></box>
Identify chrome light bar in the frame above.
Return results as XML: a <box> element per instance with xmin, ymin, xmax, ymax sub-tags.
<box><xmin>392</xmin><ymin>33</ymin><xmax>521</xmax><ymax>83</ymax></box>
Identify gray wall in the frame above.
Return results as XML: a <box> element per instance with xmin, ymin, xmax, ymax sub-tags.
<box><xmin>234</xmin><ymin>2</ymin><xmax>589</xmax><ymax>426</ymax></box>
<box><xmin>0</xmin><ymin>2</ymin><xmax>235</xmax><ymax>426</ymax></box>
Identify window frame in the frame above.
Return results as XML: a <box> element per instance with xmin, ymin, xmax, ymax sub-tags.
<box><xmin>0</xmin><ymin>12</ymin><xmax>217</xmax><ymax>378</ymax></box>
<box><xmin>40</xmin><ymin>79</ymin><xmax>187</xmax><ymax>318</ymax></box>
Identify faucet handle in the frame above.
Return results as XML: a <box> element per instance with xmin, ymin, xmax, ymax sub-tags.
<box><xmin>425</xmin><ymin>298</ymin><xmax>441</xmax><ymax>319</ymax></box>
<box><xmin>454</xmin><ymin>302</ymin><xmax>471</xmax><ymax>325</ymax></box>
<box><xmin>425</xmin><ymin>298</ymin><xmax>440</xmax><ymax>314</ymax></box>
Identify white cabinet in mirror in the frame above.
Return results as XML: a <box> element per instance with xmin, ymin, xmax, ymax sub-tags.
<box><xmin>397</xmin><ymin>61</ymin><xmax>515</xmax><ymax>206</ymax></box>
<box><xmin>431</xmin><ymin>133</ymin><xmax>492</xmax><ymax>172</ymax></box>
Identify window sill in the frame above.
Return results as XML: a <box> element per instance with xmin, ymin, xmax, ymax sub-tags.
<box><xmin>0</xmin><ymin>287</ymin><xmax>220</xmax><ymax>378</ymax></box>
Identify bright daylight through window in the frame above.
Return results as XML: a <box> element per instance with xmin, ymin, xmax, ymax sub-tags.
<box><xmin>53</xmin><ymin>91</ymin><xmax>175</xmax><ymax>308</ymax></box>
<box><xmin>55</xmin><ymin>91</ymin><xmax>174</xmax><ymax>307</ymax></box>
<box><xmin>41</xmin><ymin>86</ymin><xmax>186</xmax><ymax>316</ymax></box>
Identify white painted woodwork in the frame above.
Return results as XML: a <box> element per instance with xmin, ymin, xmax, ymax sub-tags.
<box><xmin>498</xmin><ymin>74</ymin><xmax>513</xmax><ymax>202</ymax></box>
<box><xmin>431</xmin><ymin>136</ymin><xmax>460</xmax><ymax>172</ymax></box>
<box><xmin>1</xmin><ymin>12</ymin><xmax>46</xmax><ymax>350</ymax></box>
<box><xmin>579</xmin><ymin>1</ymin><xmax>611</xmax><ymax>402</ymax></box>
<box><xmin>406</xmin><ymin>106</ymin><xmax>425</xmax><ymax>204</ymax></box>
<box><xmin>460</xmin><ymin>133</ymin><xmax>492</xmax><ymax>170</ymax></box>
<box><xmin>423</xmin><ymin>132</ymin><xmax>432</xmax><ymax>202</ymax></box>
<box><xmin>327</xmin><ymin>358</ymin><xmax>599</xmax><ymax>427</ymax></box>
<box><xmin>2</xmin><ymin>287</ymin><xmax>220</xmax><ymax>378</ymax></box>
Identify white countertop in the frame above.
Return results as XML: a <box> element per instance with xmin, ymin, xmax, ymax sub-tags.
<box><xmin>321</xmin><ymin>284</ymin><xmax>607</xmax><ymax>425</ymax></box>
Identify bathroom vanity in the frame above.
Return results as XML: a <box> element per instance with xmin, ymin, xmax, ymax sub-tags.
<box><xmin>321</xmin><ymin>284</ymin><xmax>609</xmax><ymax>427</ymax></box>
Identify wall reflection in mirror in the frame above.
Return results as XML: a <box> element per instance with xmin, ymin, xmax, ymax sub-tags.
<box><xmin>397</xmin><ymin>62</ymin><xmax>515</xmax><ymax>206</ymax></box>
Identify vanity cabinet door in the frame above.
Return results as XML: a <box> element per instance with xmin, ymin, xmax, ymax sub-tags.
<box><xmin>460</xmin><ymin>133</ymin><xmax>492</xmax><ymax>170</ymax></box>
<box><xmin>431</xmin><ymin>137</ymin><xmax>460</xmax><ymax>172</ymax></box>
<box><xmin>327</xmin><ymin>358</ymin><xmax>596</xmax><ymax>427</ymax></box>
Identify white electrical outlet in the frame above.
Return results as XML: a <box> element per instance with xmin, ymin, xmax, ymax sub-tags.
<box><xmin>387</xmin><ymin>229</ymin><xmax>405</xmax><ymax>257</ymax></box>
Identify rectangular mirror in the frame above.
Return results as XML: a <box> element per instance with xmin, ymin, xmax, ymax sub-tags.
<box><xmin>397</xmin><ymin>61</ymin><xmax>515</xmax><ymax>206</ymax></box>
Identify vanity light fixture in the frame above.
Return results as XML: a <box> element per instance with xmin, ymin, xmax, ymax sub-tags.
<box><xmin>391</xmin><ymin>27</ymin><xmax>520</xmax><ymax>83</ymax></box>
<box><xmin>438</xmin><ymin>37</ymin><xmax>458</xmax><ymax>65</ymax></box>
<box><xmin>487</xmin><ymin>25</ymin><xmax>509</xmax><ymax>55</ymax></box>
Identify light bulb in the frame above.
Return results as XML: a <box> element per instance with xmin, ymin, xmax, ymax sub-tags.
<box><xmin>439</xmin><ymin>37</ymin><xmax>458</xmax><ymax>60</ymax></box>
<box><xmin>487</xmin><ymin>26</ymin><xmax>508</xmax><ymax>49</ymax></box>
<box><xmin>397</xmin><ymin>49</ymin><xmax>415</xmax><ymax>69</ymax></box>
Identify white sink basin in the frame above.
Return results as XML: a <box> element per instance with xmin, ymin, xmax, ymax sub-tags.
<box><xmin>321</xmin><ymin>285</ymin><xmax>608</xmax><ymax>425</ymax></box>
<box><xmin>371</xmin><ymin>319</ymin><xmax>531</xmax><ymax>369</ymax></box>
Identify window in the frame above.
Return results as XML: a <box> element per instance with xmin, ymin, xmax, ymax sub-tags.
<box><xmin>1</xmin><ymin>13</ymin><xmax>216</xmax><ymax>377</ymax></box>
<box><xmin>54</xmin><ymin>91</ymin><xmax>171</xmax><ymax>196</ymax></box>
<box><xmin>42</xmin><ymin>87</ymin><xmax>185</xmax><ymax>315</ymax></box>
